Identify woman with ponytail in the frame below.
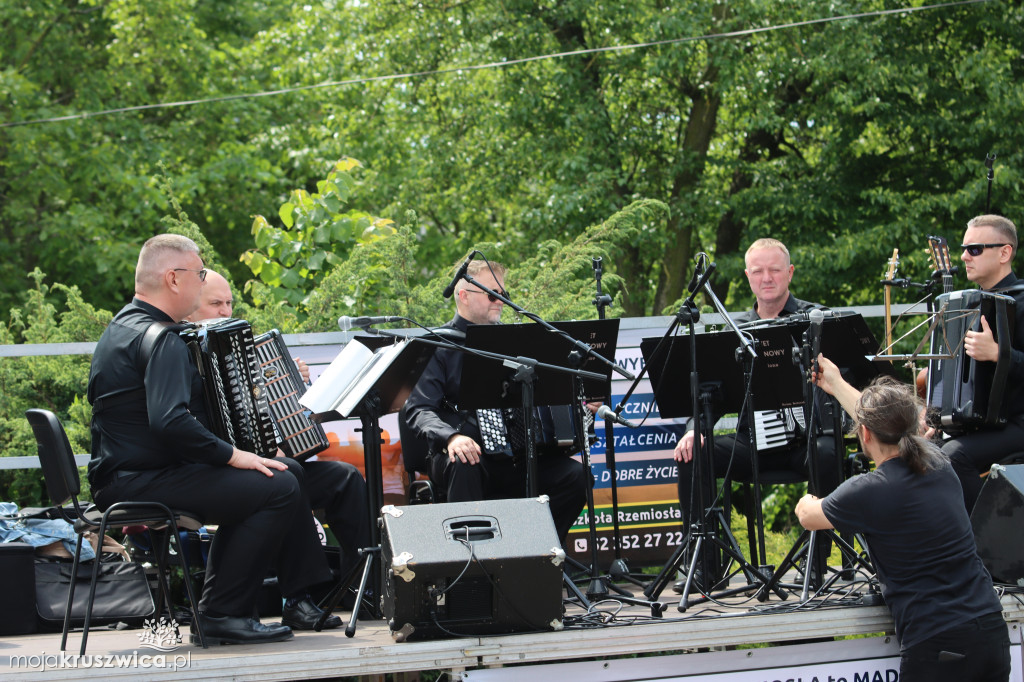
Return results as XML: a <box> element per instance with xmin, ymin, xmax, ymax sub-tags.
<box><xmin>795</xmin><ymin>355</ymin><xmax>1009</xmax><ymax>682</ymax></box>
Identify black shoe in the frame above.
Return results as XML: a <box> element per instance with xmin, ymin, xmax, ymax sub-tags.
<box><xmin>282</xmin><ymin>598</ymin><xmax>343</xmax><ymax>631</ymax></box>
<box><xmin>191</xmin><ymin>614</ymin><xmax>293</xmax><ymax>645</ymax></box>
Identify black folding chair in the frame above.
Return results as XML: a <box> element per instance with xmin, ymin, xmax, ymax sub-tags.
<box><xmin>25</xmin><ymin>408</ymin><xmax>207</xmax><ymax>654</ymax></box>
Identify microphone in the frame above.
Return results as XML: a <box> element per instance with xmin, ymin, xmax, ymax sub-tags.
<box><xmin>596</xmin><ymin>404</ymin><xmax>639</xmax><ymax>429</ymax></box>
<box><xmin>337</xmin><ymin>315</ymin><xmax>404</xmax><ymax>331</ymax></box>
<box><xmin>442</xmin><ymin>253</ymin><xmax>474</xmax><ymax>299</ymax></box>
<box><xmin>808</xmin><ymin>308</ymin><xmax>824</xmax><ymax>373</ymax></box>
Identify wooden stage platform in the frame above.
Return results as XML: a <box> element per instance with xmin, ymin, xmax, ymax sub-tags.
<box><xmin>4</xmin><ymin>575</ymin><xmax>1023</xmax><ymax>681</ymax></box>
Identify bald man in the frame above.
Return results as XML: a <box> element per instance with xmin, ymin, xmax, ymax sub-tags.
<box><xmin>186</xmin><ymin>270</ymin><xmax>371</xmax><ymax>584</ymax></box>
<box><xmin>87</xmin><ymin>235</ymin><xmax>336</xmax><ymax>645</ymax></box>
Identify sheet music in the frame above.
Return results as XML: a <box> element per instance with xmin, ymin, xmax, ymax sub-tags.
<box><xmin>300</xmin><ymin>339</ymin><xmax>410</xmax><ymax>418</ymax></box>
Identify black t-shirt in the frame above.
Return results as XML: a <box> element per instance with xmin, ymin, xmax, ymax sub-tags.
<box><xmin>821</xmin><ymin>457</ymin><xmax>1002</xmax><ymax>648</ymax></box>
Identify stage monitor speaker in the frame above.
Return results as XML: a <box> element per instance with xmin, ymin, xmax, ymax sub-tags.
<box><xmin>970</xmin><ymin>463</ymin><xmax>1024</xmax><ymax>586</ymax></box>
<box><xmin>380</xmin><ymin>496</ymin><xmax>565</xmax><ymax>641</ymax></box>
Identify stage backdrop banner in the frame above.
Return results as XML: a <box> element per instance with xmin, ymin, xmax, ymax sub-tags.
<box><xmin>301</xmin><ymin>317</ymin><xmax>701</xmax><ymax>568</ymax></box>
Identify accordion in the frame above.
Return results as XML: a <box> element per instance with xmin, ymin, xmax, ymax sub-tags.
<box><xmin>752</xmin><ymin>407</ymin><xmax>805</xmax><ymax>452</ymax></box>
<box><xmin>184</xmin><ymin>319</ymin><xmax>328</xmax><ymax>460</ymax></box>
<box><xmin>476</xmin><ymin>405</ymin><xmax>585</xmax><ymax>458</ymax></box>
<box><xmin>926</xmin><ymin>289</ymin><xmax>1016</xmax><ymax>434</ymax></box>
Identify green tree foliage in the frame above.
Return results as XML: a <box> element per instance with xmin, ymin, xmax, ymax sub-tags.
<box><xmin>0</xmin><ymin>270</ymin><xmax>107</xmax><ymax>507</ymax></box>
<box><xmin>243</xmin><ymin>157</ymin><xmax>395</xmax><ymax>314</ymax></box>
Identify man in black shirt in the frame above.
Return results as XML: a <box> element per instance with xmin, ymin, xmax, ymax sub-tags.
<box><xmin>403</xmin><ymin>260</ymin><xmax>587</xmax><ymax>543</ymax></box>
<box><xmin>186</xmin><ymin>270</ymin><xmax>371</xmax><ymax>580</ymax></box>
<box><xmin>88</xmin><ymin>235</ymin><xmax>336</xmax><ymax>645</ymax></box>
<box><xmin>942</xmin><ymin>214</ymin><xmax>1024</xmax><ymax>510</ymax></box>
<box><xmin>672</xmin><ymin>238</ymin><xmax>841</xmax><ymax>591</ymax></box>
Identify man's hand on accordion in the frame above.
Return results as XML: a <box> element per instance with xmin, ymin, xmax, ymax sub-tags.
<box><xmin>964</xmin><ymin>315</ymin><xmax>999</xmax><ymax>363</ymax></box>
<box><xmin>446</xmin><ymin>433</ymin><xmax>481</xmax><ymax>465</ymax></box>
<box><xmin>228</xmin><ymin>447</ymin><xmax>289</xmax><ymax>477</ymax></box>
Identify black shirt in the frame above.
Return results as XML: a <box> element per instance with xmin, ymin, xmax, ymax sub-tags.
<box><xmin>87</xmin><ymin>298</ymin><xmax>233</xmax><ymax>488</ymax></box>
<box><xmin>404</xmin><ymin>314</ymin><xmax>476</xmax><ymax>459</ymax></box>
<box><xmin>734</xmin><ymin>292</ymin><xmax>822</xmax><ymax>324</ymax></box>
<box><xmin>989</xmin><ymin>272</ymin><xmax>1024</xmax><ymax>424</ymax></box>
<box><xmin>822</xmin><ymin>457</ymin><xmax>1002</xmax><ymax>649</ymax></box>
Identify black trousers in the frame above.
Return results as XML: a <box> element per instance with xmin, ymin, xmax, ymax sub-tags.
<box><xmin>943</xmin><ymin>420</ymin><xmax>1024</xmax><ymax>511</ymax></box>
<box><xmin>430</xmin><ymin>452</ymin><xmax>588</xmax><ymax>543</ymax></box>
<box><xmin>675</xmin><ymin>431</ymin><xmax>841</xmax><ymax>576</ymax></box>
<box><xmin>900</xmin><ymin>611</ymin><xmax>1010</xmax><ymax>682</ymax></box>
<box><xmin>676</xmin><ymin>431</ymin><xmax>842</xmax><ymax>527</ymax></box>
<box><xmin>300</xmin><ymin>459</ymin><xmax>371</xmax><ymax>575</ymax></box>
<box><xmin>93</xmin><ymin>458</ymin><xmax>332</xmax><ymax>618</ymax></box>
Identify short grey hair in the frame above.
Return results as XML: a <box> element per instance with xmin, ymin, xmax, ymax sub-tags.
<box><xmin>135</xmin><ymin>234</ymin><xmax>201</xmax><ymax>291</ymax></box>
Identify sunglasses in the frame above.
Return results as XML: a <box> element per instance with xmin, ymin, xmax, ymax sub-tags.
<box><xmin>465</xmin><ymin>289</ymin><xmax>509</xmax><ymax>303</ymax></box>
<box><xmin>960</xmin><ymin>243</ymin><xmax>1008</xmax><ymax>257</ymax></box>
<box><xmin>173</xmin><ymin>268</ymin><xmax>208</xmax><ymax>281</ymax></box>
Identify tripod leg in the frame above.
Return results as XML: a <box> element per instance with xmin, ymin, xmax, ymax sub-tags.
<box><xmin>345</xmin><ymin>547</ymin><xmax>379</xmax><ymax>638</ymax></box>
<box><xmin>563</xmin><ymin>571</ymin><xmax>592</xmax><ymax>610</ymax></box>
<box><xmin>643</xmin><ymin>530</ymin><xmax>690</xmax><ymax>601</ymax></box>
<box><xmin>675</xmin><ymin>534</ymin><xmax>705</xmax><ymax>611</ymax></box>
<box><xmin>314</xmin><ymin>547</ymin><xmax>368</xmax><ymax>630</ymax></box>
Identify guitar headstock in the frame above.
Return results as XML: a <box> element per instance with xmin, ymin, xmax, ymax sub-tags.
<box><xmin>927</xmin><ymin>235</ymin><xmax>954</xmax><ymax>276</ymax></box>
<box><xmin>885</xmin><ymin>248</ymin><xmax>899</xmax><ymax>281</ymax></box>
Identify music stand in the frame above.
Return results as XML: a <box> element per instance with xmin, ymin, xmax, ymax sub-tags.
<box><xmin>640</xmin><ymin>330</ymin><xmax>782</xmax><ymax>608</ymax></box>
<box><xmin>459</xmin><ymin>320</ymin><xmax>640</xmax><ymax>605</ymax></box>
<box><xmin>460</xmin><ymin>320</ymin><xmax>617</xmax><ymax>497</ymax></box>
<box><xmin>301</xmin><ymin>335</ymin><xmax>437</xmax><ymax>637</ymax></box>
<box><xmin>461</xmin><ymin>319</ymin><xmax>619</xmax><ymax>407</ymax></box>
<box><xmin>736</xmin><ymin>324</ymin><xmax>806</xmax><ymax>570</ymax></box>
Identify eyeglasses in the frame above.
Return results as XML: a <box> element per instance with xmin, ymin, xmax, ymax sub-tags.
<box><xmin>173</xmin><ymin>268</ymin><xmax>208</xmax><ymax>281</ymax></box>
<box><xmin>961</xmin><ymin>243</ymin><xmax>1009</xmax><ymax>257</ymax></box>
<box><xmin>465</xmin><ymin>289</ymin><xmax>509</xmax><ymax>303</ymax></box>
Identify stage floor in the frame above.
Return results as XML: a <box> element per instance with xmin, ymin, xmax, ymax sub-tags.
<box><xmin>4</xmin><ymin>573</ymin><xmax>1023</xmax><ymax>681</ymax></box>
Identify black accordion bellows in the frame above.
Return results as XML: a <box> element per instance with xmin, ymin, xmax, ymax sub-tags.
<box><xmin>185</xmin><ymin>319</ymin><xmax>327</xmax><ymax>460</ymax></box>
<box><xmin>926</xmin><ymin>289</ymin><xmax>1016</xmax><ymax>434</ymax></box>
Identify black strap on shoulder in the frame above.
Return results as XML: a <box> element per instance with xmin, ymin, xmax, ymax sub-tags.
<box><xmin>93</xmin><ymin>321</ymin><xmax>192</xmax><ymax>415</ymax></box>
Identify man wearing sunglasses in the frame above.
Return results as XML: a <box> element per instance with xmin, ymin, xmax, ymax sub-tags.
<box><xmin>403</xmin><ymin>260</ymin><xmax>588</xmax><ymax>544</ymax></box>
<box><xmin>88</xmin><ymin>235</ymin><xmax>335</xmax><ymax>645</ymax></box>
<box><xmin>941</xmin><ymin>214</ymin><xmax>1024</xmax><ymax>511</ymax></box>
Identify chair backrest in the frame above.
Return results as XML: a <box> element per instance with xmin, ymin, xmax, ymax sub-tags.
<box><xmin>25</xmin><ymin>409</ymin><xmax>82</xmax><ymax>509</ymax></box>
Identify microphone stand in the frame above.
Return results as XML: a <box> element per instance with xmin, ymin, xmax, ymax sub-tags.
<box><xmin>756</xmin><ymin>332</ymin><xmax>874</xmax><ymax>602</ymax></box>
<box><xmin>641</xmin><ymin>259</ymin><xmax>780</xmax><ymax>609</ymax></box>
<box><xmin>584</xmin><ymin>258</ymin><xmax>647</xmax><ymax>595</ymax></box>
<box><xmin>985</xmin><ymin>152</ymin><xmax>996</xmax><ymax>213</ymax></box>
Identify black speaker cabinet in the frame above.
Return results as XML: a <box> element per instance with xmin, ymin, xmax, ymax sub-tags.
<box><xmin>971</xmin><ymin>463</ymin><xmax>1024</xmax><ymax>586</ymax></box>
<box><xmin>380</xmin><ymin>497</ymin><xmax>565</xmax><ymax>641</ymax></box>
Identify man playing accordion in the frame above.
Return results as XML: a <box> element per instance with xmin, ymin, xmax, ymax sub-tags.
<box><xmin>942</xmin><ymin>214</ymin><xmax>1024</xmax><ymax>511</ymax></box>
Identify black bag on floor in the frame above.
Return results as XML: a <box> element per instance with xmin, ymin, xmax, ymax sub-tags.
<box><xmin>35</xmin><ymin>558</ymin><xmax>155</xmax><ymax>631</ymax></box>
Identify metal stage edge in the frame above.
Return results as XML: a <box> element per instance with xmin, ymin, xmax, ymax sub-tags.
<box><xmin>3</xmin><ymin>594</ymin><xmax>1022</xmax><ymax>680</ymax></box>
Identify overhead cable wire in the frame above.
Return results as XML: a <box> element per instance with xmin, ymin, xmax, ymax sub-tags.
<box><xmin>0</xmin><ymin>0</ymin><xmax>992</xmax><ymax>129</ymax></box>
